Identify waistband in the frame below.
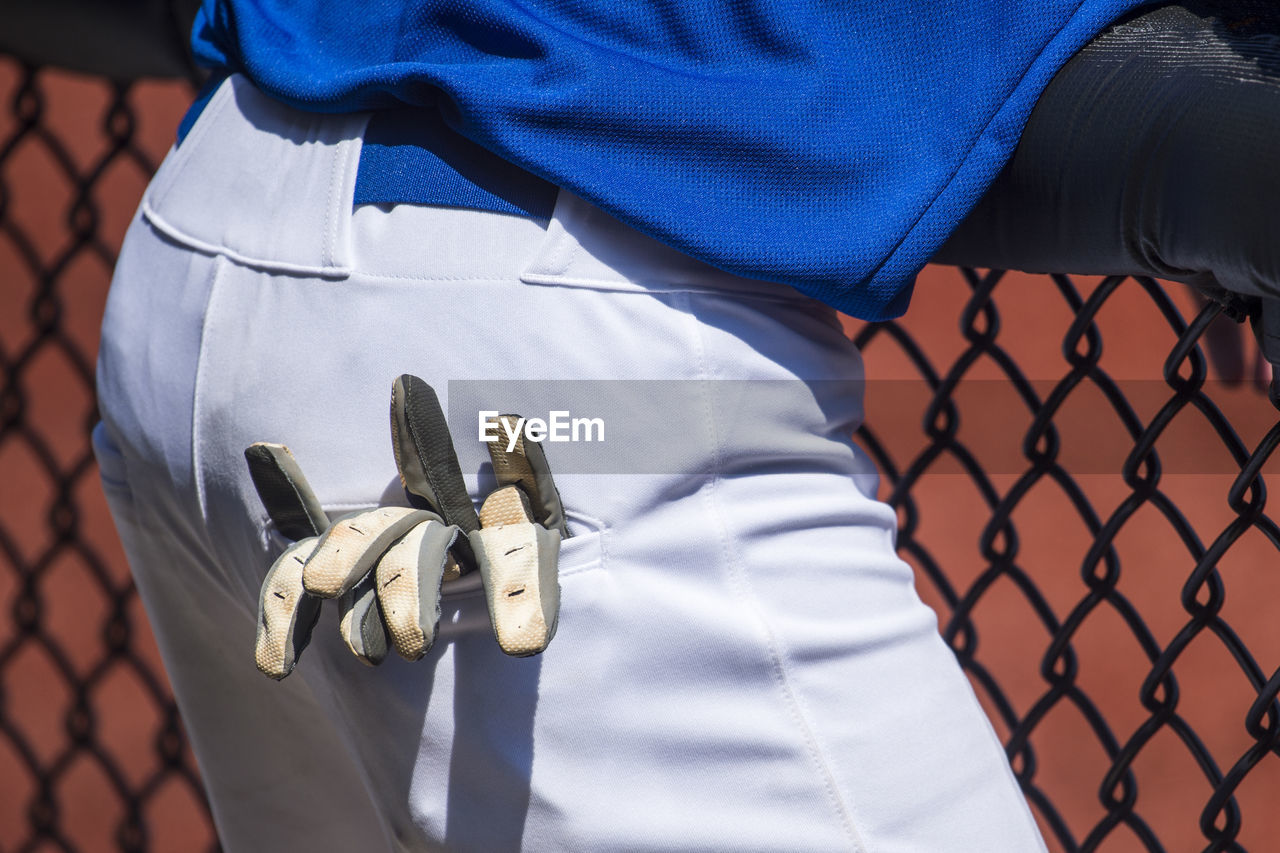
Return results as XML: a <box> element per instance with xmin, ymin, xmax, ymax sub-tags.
<box><xmin>178</xmin><ymin>72</ymin><xmax>558</xmax><ymax>221</ymax></box>
<box><xmin>150</xmin><ymin>73</ymin><xmax>810</xmax><ymax>303</ymax></box>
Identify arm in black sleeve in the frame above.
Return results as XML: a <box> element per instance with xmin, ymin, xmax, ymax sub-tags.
<box><xmin>0</xmin><ymin>0</ymin><xmax>200</xmax><ymax>79</ymax></box>
<box><xmin>936</xmin><ymin>0</ymin><xmax>1280</xmax><ymax>304</ymax></box>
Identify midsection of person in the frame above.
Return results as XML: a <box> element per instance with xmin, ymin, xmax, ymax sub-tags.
<box><xmin>90</xmin><ymin>2</ymin><xmax>1280</xmax><ymax>847</ymax></box>
<box><xmin>95</xmin><ymin>74</ymin><xmax>1047</xmax><ymax>850</ymax></box>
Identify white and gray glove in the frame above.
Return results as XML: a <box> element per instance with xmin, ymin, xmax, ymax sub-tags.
<box><xmin>246</xmin><ymin>374</ymin><xmax>569</xmax><ymax>680</ymax></box>
<box><xmin>470</xmin><ymin>412</ymin><xmax>569</xmax><ymax>657</ymax></box>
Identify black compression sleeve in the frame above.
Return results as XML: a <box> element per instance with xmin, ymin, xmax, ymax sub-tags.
<box><xmin>0</xmin><ymin>0</ymin><xmax>200</xmax><ymax>80</ymax></box>
<box><xmin>935</xmin><ymin>1</ymin><xmax>1280</xmax><ymax>302</ymax></box>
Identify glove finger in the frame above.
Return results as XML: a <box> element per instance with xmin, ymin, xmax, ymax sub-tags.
<box><xmin>482</xmin><ymin>413</ymin><xmax>568</xmax><ymax>537</ymax></box>
<box><xmin>390</xmin><ymin>374</ymin><xmax>481</xmax><ymax>534</ymax></box>
<box><xmin>303</xmin><ymin>506</ymin><xmax>439</xmax><ymax>598</ymax></box>
<box><xmin>471</xmin><ymin>485</ymin><xmax>562</xmax><ymax>657</ymax></box>
<box><xmin>245</xmin><ymin>442</ymin><xmax>330</xmax><ymax>539</ymax></box>
<box><xmin>256</xmin><ymin>537</ymin><xmax>323</xmax><ymax>680</ymax></box>
<box><xmin>375</xmin><ymin>518</ymin><xmax>458</xmax><ymax>661</ymax></box>
<box><xmin>338</xmin><ymin>574</ymin><xmax>388</xmax><ymax>666</ymax></box>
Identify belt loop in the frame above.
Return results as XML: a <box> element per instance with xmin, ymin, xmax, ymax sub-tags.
<box><xmin>520</xmin><ymin>191</ymin><xmax>807</xmax><ymax>302</ymax></box>
<box><xmin>141</xmin><ymin>74</ymin><xmax>369</xmax><ymax>278</ymax></box>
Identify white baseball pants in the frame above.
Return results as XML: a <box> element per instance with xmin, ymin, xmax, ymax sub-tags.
<box><xmin>94</xmin><ymin>75</ymin><xmax>1048</xmax><ymax>853</ymax></box>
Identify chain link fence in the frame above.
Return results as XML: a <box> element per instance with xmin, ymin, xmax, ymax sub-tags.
<box><xmin>1</xmin><ymin>49</ymin><xmax>1278</xmax><ymax>853</ymax></box>
<box><xmin>848</xmin><ymin>267</ymin><xmax>1280</xmax><ymax>853</ymax></box>
<box><xmin>0</xmin><ymin>60</ymin><xmax>217</xmax><ymax>852</ymax></box>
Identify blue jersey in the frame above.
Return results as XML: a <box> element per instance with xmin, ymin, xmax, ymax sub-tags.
<box><xmin>191</xmin><ymin>0</ymin><xmax>1151</xmax><ymax>320</ymax></box>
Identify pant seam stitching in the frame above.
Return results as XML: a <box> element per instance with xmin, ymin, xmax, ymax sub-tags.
<box><xmin>191</xmin><ymin>255</ymin><xmax>226</xmax><ymax>525</ymax></box>
<box><xmin>678</xmin><ymin>290</ymin><xmax>871</xmax><ymax>853</ymax></box>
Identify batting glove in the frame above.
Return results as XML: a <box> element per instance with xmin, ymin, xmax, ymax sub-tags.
<box><xmin>246</xmin><ymin>374</ymin><xmax>569</xmax><ymax>679</ymax></box>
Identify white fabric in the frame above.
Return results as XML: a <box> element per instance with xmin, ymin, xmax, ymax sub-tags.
<box><xmin>95</xmin><ymin>75</ymin><xmax>1048</xmax><ymax>852</ymax></box>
